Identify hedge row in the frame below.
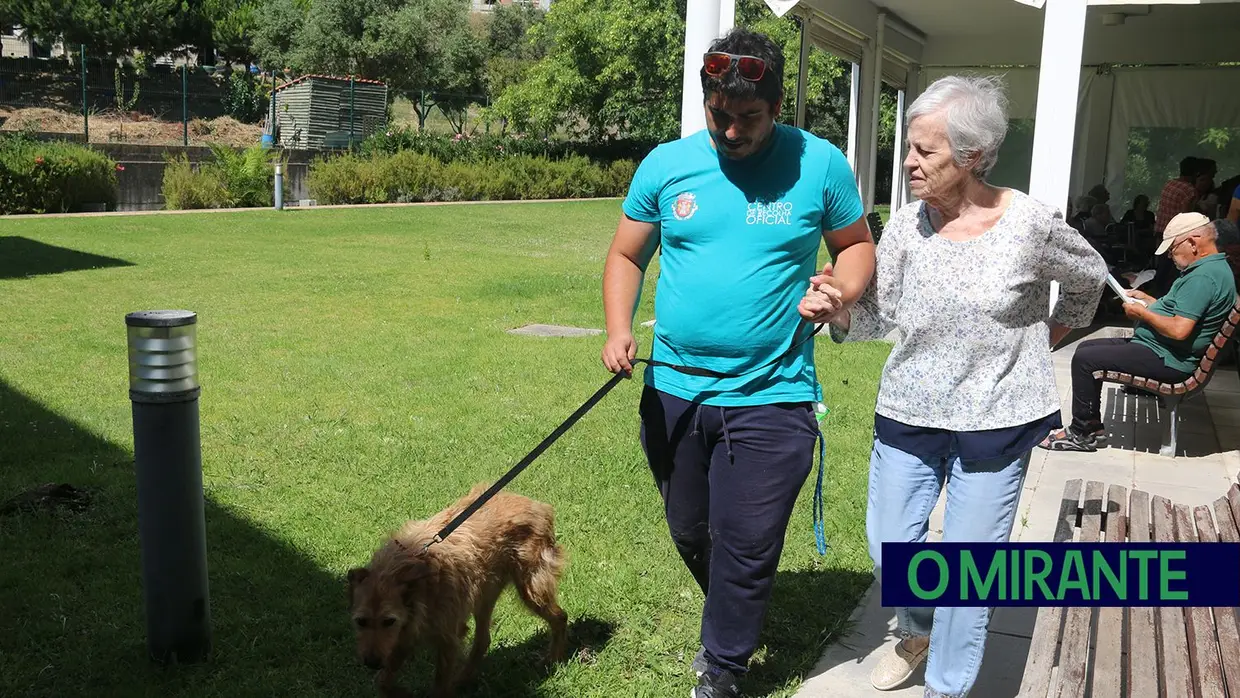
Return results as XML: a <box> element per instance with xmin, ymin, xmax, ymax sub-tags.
<box><xmin>0</xmin><ymin>135</ymin><xmax>118</xmax><ymax>215</ymax></box>
<box><xmin>307</xmin><ymin>150</ymin><xmax>636</xmax><ymax>205</ymax></box>
<box><xmin>359</xmin><ymin>128</ymin><xmax>655</xmax><ymax>165</ymax></box>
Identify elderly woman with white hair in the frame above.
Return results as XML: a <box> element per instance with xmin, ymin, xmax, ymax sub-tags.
<box><xmin>800</xmin><ymin>76</ymin><xmax>1107</xmax><ymax>696</ymax></box>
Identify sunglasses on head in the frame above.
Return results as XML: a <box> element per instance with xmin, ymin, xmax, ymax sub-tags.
<box><xmin>703</xmin><ymin>52</ymin><xmax>767</xmax><ymax>82</ymax></box>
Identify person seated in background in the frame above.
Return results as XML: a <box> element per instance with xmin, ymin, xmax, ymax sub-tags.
<box><xmin>1151</xmin><ymin>158</ymin><xmax>1210</xmax><ymax>294</ymax></box>
<box><xmin>1122</xmin><ymin>194</ymin><xmax>1156</xmax><ymax>231</ymax></box>
<box><xmin>1218</xmin><ymin>218</ymin><xmax>1240</xmax><ymax>247</ymax></box>
<box><xmin>1156</xmin><ymin>157</ymin><xmax>1201</xmax><ymax>234</ymax></box>
<box><xmin>1082</xmin><ymin>203</ymin><xmax>1117</xmax><ymax>264</ymax></box>
<box><xmin>1217</xmin><ymin>218</ymin><xmax>1240</xmax><ymax>366</ymax></box>
<box><xmin>1083</xmin><ymin>203</ymin><xmax>1111</xmax><ymax>239</ymax></box>
<box><xmin>1040</xmin><ymin>212</ymin><xmax>1237</xmax><ymax>452</ymax></box>
<box><xmin>1194</xmin><ymin>158</ymin><xmax>1219</xmax><ymax>217</ymax></box>
<box><xmin>1088</xmin><ymin>183</ymin><xmax>1111</xmax><ymax>211</ymax></box>
<box><xmin>1228</xmin><ymin>180</ymin><xmax>1240</xmax><ymax>224</ymax></box>
<box><xmin>1218</xmin><ymin>218</ymin><xmax>1240</xmax><ymax>284</ymax></box>
<box><xmin>1070</xmin><ymin>194</ymin><xmax>1096</xmax><ymax>232</ymax></box>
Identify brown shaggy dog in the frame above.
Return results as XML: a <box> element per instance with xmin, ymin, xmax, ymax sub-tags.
<box><xmin>347</xmin><ymin>484</ymin><xmax>568</xmax><ymax>698</ymax></box>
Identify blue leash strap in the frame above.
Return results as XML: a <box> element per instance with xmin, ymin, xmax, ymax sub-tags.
<box><xmin>812</xmin><ymin>402</ymin><xmax>829</xmax><ymax>556</ymax></box>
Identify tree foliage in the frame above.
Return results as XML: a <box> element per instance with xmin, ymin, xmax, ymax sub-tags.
<box><xmin>280</xmin><ymin>0</ymin><xmax>484</xmax><ymax>128</ymax></box>
<box><xmin>490</xmin><ymin>0</ymin><xmax>871</xmax><ymax>146</ymax></box>
<box><xmin>205</xmin><ymin>0</ymin><xmax>260</xmax><ymax>67</ymax></box>
<box><xmin>252</xmin><ymin>0</ymin><xmax>308</xmax><ymax>72</ymax></box>
<box><xmin>16</xmin><ymin>0</ymin><xmax>182</xmax><ymax>59</ymax></box>
<box><xmin>489</xmin><ymin>0</ymin><xmax>686</xmax><ymax>142</ymax></box>
<box><xmin>482</xmin><ymin>2</ymin><xmax>548</xmax><ymax>98</ymax></box>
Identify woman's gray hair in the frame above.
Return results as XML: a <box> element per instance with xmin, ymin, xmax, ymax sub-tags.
<box><xmin>906</xmin><ymin>75</ymin><xmax>1010</xmax><ymax>179</ymax></box>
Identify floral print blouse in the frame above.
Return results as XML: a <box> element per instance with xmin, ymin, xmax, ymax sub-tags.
<box><xmin>835</xmin><ymin>190</ymin><xmax>1108</xmax><ymax>431</ymax></box>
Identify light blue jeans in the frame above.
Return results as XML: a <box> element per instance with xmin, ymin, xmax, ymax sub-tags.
<box><xmin>867</xmin><ymin>438</ymin><xmax>1030</xmax><ymax>698</ymax></box>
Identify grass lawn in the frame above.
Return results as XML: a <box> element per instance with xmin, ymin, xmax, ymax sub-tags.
<box><xmin>0</xmin><ymin>201</ymin><xmax>890</xmax><ymax>698</ymax></box>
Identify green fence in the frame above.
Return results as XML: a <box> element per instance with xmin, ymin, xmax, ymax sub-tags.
<box><xmin>1</xmin><ymin>47</ymin><xmax>490</xmax><ymax>148</ymax></box>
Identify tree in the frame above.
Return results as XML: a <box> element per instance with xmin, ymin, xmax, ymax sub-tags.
<box><xmin>490</xmin><ymin>0</ymin><xmax>686</xmax><ymax>142</ymax></box>
<box><xmin>482</xmin><ymin>2</ymin><xmax>547</xmax><ymax>114</ymax></box>
<box><xmin>490</xmin><ymin>0</ymin><xmax>856</xmax><ymax>145</ymax></box>
<box><xmin>252</xmin><ymin>0</ymin><xmax>309</xmax><ymax>72</ymax></box>
<box><xmin>486</xmin><ymin>2</ymin><xmax>546</xmax><ymax>60</ymax></box>
<box><xmin>0</xmin><ymin>0</ymin><xmax>19</xmax><ymax>33</ymax></box>
<box><xmin>289</xmin><ymin>0</ymin><xmax>485</xmax><ymax>131</ymax></box>
<box><xmin>205</xmin><ymin>0</ymin><xmax>260</xmax><ymax>67</ymax></box>
<box><xmin>15</xmin><ymin>0</ymin><xmax>181</xmax><ymax>59</ymax></box>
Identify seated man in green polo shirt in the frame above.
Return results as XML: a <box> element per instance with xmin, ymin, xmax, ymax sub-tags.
<box><xmin>1042</xmin><ymin>211</ymin><xmax>1238</xmax><ymax>451</ymax></box>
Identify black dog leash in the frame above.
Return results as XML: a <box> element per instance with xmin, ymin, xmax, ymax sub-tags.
<box><xmin>424</xmin><ymin>322</ymin><xmax>826</xmax><ymax>550</ymax></box>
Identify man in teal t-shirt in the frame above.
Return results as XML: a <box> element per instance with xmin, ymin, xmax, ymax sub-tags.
<box><xmin>600</xmin><ymin>28</ymin><xmax>874</xmax><ymax>698</ymax></box>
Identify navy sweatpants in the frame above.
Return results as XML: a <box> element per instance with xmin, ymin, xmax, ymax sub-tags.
<box><xmin>638</xmin><ymin>385</ymin><xmax>819</xmax><ymax>674</ymax></box>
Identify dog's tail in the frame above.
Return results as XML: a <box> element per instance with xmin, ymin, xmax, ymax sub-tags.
<box><xmin>540</xmin><ymin>540</ymin><xmax>567</xmax><ymax>580</ymax></box>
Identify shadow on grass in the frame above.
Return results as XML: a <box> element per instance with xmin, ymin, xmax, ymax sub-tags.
<box><xmin>745</xmin><ymin>566</ymin><xmax>875</xmax><ymax>696</ymax></box>
<box><xmin>437</xmin><ymin>617</ymin><xmax>616</xmax><ymax>697</ymax></box>
<box><xmin>0</xmin><ymin>378</ymin><xmax>611</xmax><ymax>697</ymax></box>
<box><xmin>0</xmin><ymin>236</ymin><xmax>134</xmax><ymax>280</ymax></box>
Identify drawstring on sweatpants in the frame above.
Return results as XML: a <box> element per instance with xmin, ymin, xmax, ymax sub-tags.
<box><xmin>812</xmin><ymin>401</ymin><xmax>829</xmax><ymax>556</ymax></box>
<box><xmin>719</xmin><ymin>406</ymin><xmax>733</xmax><ymax>461</ymax></box>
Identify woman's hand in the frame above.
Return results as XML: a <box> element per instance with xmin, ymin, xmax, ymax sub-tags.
<box><xmin>799</xmin><ymin>263</ymin><xmax>847</xmax><ymax>324</ymax></box>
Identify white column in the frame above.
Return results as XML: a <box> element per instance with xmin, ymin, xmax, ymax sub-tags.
<box><xmin>1029</xmin><ymin>0</ymin><xmax>1086</xmax><ymax>213</ymax></box>
<box><xmin>718</xmin><ymin>0</ymin><xmax>735</xmax><ymax>35</ymax></box>
<box><xmin>889</xmin><ymin>88</ymin><xmax>906</xmax><ymax>212</ymax></box>
<box><xmin>1029</xmin><ymin>0</ymin><xmax>1086</xmax><ymax>314</ymax></box>
<box><xmin>794</xmin><ymin>12</ymin><xmax>811</xmax><ymax>129</ymax></box>
<box><xmin>681</xmin><ymin>0</ymin><xmax>721</xmax><ymax>138</ymax></box>
<box><xmin>846</xmin><ymin>62</ymin><xmax>860</xmax><ymax>172</ymax></box>
<box><xmin>863</xmin><ymin>15</ymin><xmax>886</xmax><ymax>213</ymax></box>
<box><xmin>902</xmin><ymin>65</ymin><xmax>922</xmax><ymax>204</ymax></box>
<box><xmin>853</xmin><ymin>46</ymin><xmax>876</xmax><ymax>200</ymax></box>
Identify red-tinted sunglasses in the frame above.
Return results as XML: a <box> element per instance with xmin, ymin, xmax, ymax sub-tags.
<box><xmin>703</xmin><ymin>52</ymin><xmax>767</xmax><ymax>82</ymax></box>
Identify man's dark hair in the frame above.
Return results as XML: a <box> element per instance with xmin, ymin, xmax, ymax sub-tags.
<box><xmin>1180</xmin><ymin>156</ymin><xmax>1199</xmax><ymax>178</ymax></box>
<box><xmin>1198</xmin><ymin>158</ymin><xmax>1218</xmax><ymax>177</ymax></box>
<box><xmin>700</xmin><ymin>28</ymin><xmax>785</xmax><ymax>108</ymax></box>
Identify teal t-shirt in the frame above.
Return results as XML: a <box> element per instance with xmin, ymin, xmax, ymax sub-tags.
<box><xmin>621</xmin><ymin>124</ymin><xmax>864</xmax><ymax>406</ymax></box>
<box><xmin>1132</xmin><ymin>253</ymin><xmax>1238</xmax><ymax>373</ymax></box>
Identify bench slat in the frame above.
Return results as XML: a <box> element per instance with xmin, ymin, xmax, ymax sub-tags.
<box><xmin>1210</xmin><ymin>493</ymin><xmax>1240</xmax><ymax>697</ymax></box>
<box><xmin>1177</xmin><ymin>504</ymin><xmax>1226</xmax><ymax>698</ymax></box>
<box><xmin>1127</xmin><ymin>490</ymin><xmax>1159</xmax><ymax>698</ymax></box>
<box><xmin>1019</xmin><ymin>479</ymin><xmax>1082</xmax><ymax>698</ymax></box>
<box><xmin>1055</xmin><ymin>481</ymin><xmax>1105</xmax><ymax>698</ymax></box>
<box><xmin>1154</xmin><ymin>496</ymin><xmax>1194</xmax><ymax>698</ymax></box>
<box><xmin>1229</xmin><ymin>483</ymin><xmax>1240</xmax><ymax>537</ymax></box>
<box><xmin>1090</xmin><ymin>484</ymin><xmax>1127</xmax><ymax>698</ymax></box>
<box><xmin>1196</xmin><ymin>505</ymin><xmax>1240</xmax><ymax>698</ymax></box>
<box><xmin>1216</xmin><ymin>494</ymin><xmax>1240</xmax><ymax>544</ymax></box>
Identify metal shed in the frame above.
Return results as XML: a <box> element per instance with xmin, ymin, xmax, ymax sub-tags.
<box><xmin>270</xmin><ymin>74</ymin><xmax>388</xmax><ymax>149</ymax></box>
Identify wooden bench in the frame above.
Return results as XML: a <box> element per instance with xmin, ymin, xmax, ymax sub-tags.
<box><xmin>1018</xmin><ymin>476</ymin><xmax>1240</xmax><ymax>697</ymax></box>
<box><xmin>1095</xmin><ymin>297</ymin><xmax>1240</xmax><ymax>457</ymax></box>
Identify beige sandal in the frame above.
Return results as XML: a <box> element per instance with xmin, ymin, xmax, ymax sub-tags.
<box><xmin>870</xmin><ymin>638</ymin><xmax>929</xmax><ymax>691</ymax></box>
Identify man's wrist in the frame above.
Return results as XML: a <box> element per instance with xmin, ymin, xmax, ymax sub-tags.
<box><xmin>605</xmin><ymin>323</ymin><xmax>633</xmax><ymax>338</ymax></box>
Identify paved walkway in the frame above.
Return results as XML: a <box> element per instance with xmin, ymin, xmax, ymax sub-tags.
<box><xmin>795</xmin><ymin>325</ymin><xmax>1240</xmax><ymax>698</ymax></box>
